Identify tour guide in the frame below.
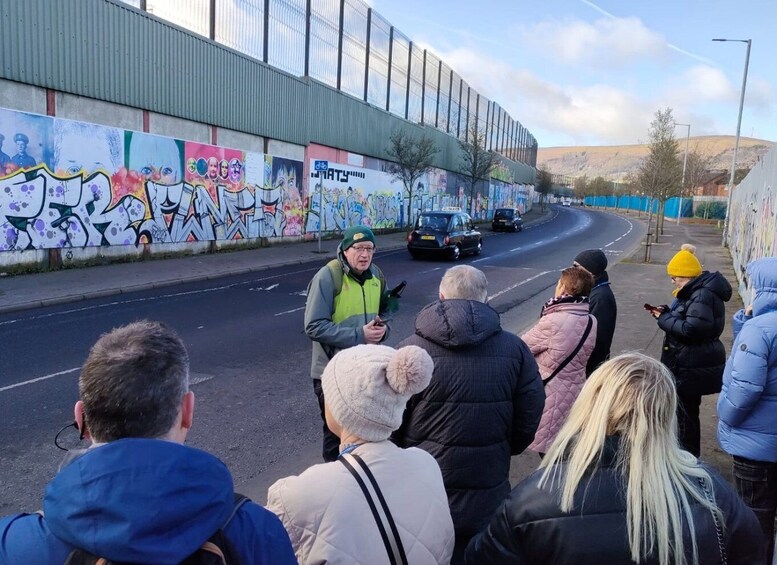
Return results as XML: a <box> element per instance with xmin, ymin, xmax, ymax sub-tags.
<box><xmin>304</xmin><ymin>225</ymin><xmax>390</xmax><ymax>461</ymax></box>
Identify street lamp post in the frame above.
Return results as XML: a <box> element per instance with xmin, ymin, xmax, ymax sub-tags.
<box><xmin>673</xmin><ymin>122</ymin><xmax>690</xmax><ymax>225</ymax></box>
<box><xmin>713</xmin><ymin>38</ymin><xmax>751</xmax><ymax>247</ymax></box>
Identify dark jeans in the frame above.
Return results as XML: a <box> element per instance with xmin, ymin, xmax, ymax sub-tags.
<box><xmin>313</xmin><ymin>379</ymin><xmax>341</xmax><ymax>462</ymax></box>
<box><xmin>676</xmin><ymin>391</ymin><xmax>701</xmax><ymax>457</ymax></box>
<box><xmin>733</xmin><ymin>455</ymin><xmax>777</xmax><ymax>562</ymax></box>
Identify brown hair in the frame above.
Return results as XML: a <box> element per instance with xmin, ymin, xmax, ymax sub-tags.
<box><xmin>79</xmin><ymin>320</ymin><xmax>189</xmax><ymax>442</ymax></box>
<box><xmin>560</xmin><ymin>266</ymin><xmax>594</xmax><ymax>296</ymax></box>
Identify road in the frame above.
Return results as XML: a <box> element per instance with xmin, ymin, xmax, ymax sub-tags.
<box><xmin>0</xmin><ymin>205</ymin><xmax>644</xmax><ymax>512</ymax></box>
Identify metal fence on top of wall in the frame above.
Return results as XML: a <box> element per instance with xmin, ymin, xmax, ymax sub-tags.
<box><xmin>118</xmin><ymin>0</ymin><xmax>538</xmax><ymax>167</ymax></box>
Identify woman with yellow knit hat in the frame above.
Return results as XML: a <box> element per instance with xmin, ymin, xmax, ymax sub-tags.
<box><xmin>647</xmin><ymin>243</ymin><xmax>732</xmax><ymax>456</ymax></box>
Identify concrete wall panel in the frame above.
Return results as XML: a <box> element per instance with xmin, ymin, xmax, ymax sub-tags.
<box><xmin>0</xmin><ymin>79</ymin><xmax>46</xmax><ymax>115</ymax></box>
<box><xmin>55</xmin><ymin>93</ymin><xmax>143</xmax><ymax>131</ymax></box>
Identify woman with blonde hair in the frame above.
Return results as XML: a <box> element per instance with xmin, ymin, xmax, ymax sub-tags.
<box><xmin>465</xmin><ymin>353</ymin><xmax>764</xmax><ymax>564</ymax></box>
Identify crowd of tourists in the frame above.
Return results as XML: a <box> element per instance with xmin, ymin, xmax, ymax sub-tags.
<box><xmin>1</xmin><ymin>224</ymin><xmax>775</xmax><ymax>565</ymax></box>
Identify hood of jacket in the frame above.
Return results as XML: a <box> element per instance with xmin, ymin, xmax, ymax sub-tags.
<box><xmin>414</xmin><ymin>299</ymin><xmax>501</xmax><ymax>349</ymax></box>
<box><xmin>748</xmin><ymin>257</ymin><xmax>777</xmax><ymax>316</ymax></box>
<box><xmin>678</xmin><ymin>270</ymin><xmax>732</xmax><ymax>302</ymax></box>
<box><xmin>44</xmin><ymin>438</ymin><xmax>234</xmax><ymax>563</ymax></box>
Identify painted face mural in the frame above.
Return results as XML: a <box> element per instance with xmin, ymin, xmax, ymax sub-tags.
<box><xmin>127</xmin><ymin>133</ymin><xmax>182</xmax><ymax>184</ymax></box>
<box><xmin>219</xmin><ymin>159</ymin><xmax>229</xmax><ymax>179</ymax></box>
<box><xmin>228</xmin><ymin>158</ymin><xmax>242</xmax><ymax>183</ymax></box>
<box><xmin>207</xmin><ymin>157</ymin><xmax>219</xmax><ymax>180</ymax></box>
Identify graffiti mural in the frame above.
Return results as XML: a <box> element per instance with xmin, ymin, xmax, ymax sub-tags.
<box><xmin>304</xmin><ymin>160</ymin><xmax>402</xmax><ymax>233</ymax></box>
<box><xmin>728</xmin><ymin>145</ymin><xmax>777</xmax><ymax>301</ymax></box>
<box><xmin>0</xmin><ymin>107</ymin><xmax>305</xmax><ymax>251</ymax></box>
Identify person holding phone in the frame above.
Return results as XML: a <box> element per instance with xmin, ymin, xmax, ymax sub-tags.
<box><xmin>650</xmin><ymin>244</ymin><xmax>732</xmax><ymax>457</ymax></box>
<box><xmin>304</xmin><ymin>225</ymin><xmax>392</xmax><ymax>462</ymax></box>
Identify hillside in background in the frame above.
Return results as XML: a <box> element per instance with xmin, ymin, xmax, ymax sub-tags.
<box><xmin>537</xmin><ymin>136</ymin><xmax>774</xmax><ymax>182</ymax></box>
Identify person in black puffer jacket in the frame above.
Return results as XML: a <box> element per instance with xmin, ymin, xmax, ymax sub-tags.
<box><xmin>648</xmin><ymin>244</ymin><xmax>732</xmax><ymax>456</ymax></box>
<box><xmin>393</xmin><ymin>265</ymin><xmax>544</xmax><ymax>563</ymax></box>
<box><xmin>574</xmin><ymin>249</ymin><xmax>617</xmax><ymax>376</ymax></box>
<box><xmin>465</xmin><ymin>353</ymin><xmax>764</xmax><ymax>565</ymax></box>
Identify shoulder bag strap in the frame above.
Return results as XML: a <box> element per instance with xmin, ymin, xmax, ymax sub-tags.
<box><xmin>543</xmin><ymin>315</ymin><xmax>593</xmax><ymax>388</ymax></box>
<box><xmin>339</xmin><ymin>453</ymin><xmax>408</xmax><ymax>565</ymax></box>
<box><xmin>697</xmin><ymin>477</ymin><xmax>728</xmax><ymax>565</ymax></box>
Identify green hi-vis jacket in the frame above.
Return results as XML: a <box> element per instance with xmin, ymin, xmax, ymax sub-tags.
<box><xmin>304</xmin><ymin>250</ymin><xmax>388</xmax><ymax>380</ymax></box>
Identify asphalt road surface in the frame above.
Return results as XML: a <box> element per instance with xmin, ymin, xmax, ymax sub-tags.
<box><xmin>0</xmin><ymin>205</ymin><xmax>644</xmax><ymax>512</ymax></box>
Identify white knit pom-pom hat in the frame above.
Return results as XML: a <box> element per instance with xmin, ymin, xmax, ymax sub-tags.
<box><xmin>322</xmin><ymin>344</ymin><xmax>434</xmax><ymax>441</ymax></box>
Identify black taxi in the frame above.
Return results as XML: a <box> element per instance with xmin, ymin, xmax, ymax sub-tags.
<box><xmin>407</xmin><ymin>208</ymin><xmax>482</xmax><ymax>260</ymax></box>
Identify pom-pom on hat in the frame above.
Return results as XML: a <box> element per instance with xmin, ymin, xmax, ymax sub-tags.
<box><xmin>322</xmin><ymin>344</ymin><xmax>433</xmax><ymax>441</ymax></box>
<box><xmin>341</xmin><ymin>225</ymin><xmax>376</xmax><ymax>251</ymax></box>
<box><xmin>667</xmin><ymin>246</ymin><xmax>702</xmax><ymax>278</ymax></box>
<box><xmin>574</xmin><ymin>249</ymin><xmax>608</xmax><ymax>277</ymax></box>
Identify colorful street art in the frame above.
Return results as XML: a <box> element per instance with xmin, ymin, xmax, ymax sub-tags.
<box><xmin>0</xmin><ymin>107</ymin><xmax>305</xmax><ymax>251</ymax></box>
<box><xmin>1</xmin><ymin>107</ymin><xmax>535</xmax><ymax>254</ymax></box>
<box><xmin>728</xmin><ymin>145</ymin><xmax>777</xmax><ymax>302</ymax></box>
<box><xmin>304</xmin><ymin>160</ymin><xmax>403</xmax><ymax>233</ymax></box>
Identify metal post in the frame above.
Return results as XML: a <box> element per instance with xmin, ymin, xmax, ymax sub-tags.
<box><xmin>385</xmin><ymin>26</ymin><xmax>393</xmax><ymax>112</ymax></box>
<box><xmin>405</xmin><ymin>41</ymin><xmax>412</xmax><ymax>120</ymax></box>
<box><xmin>304</xmin><ymin>0</ymin><xmax>311</xmax><ymax>76</ymax></box>
<box><xmin>209</xmin><ymin>0</ymin><xmax>216</xmax><ymax>40</ymax></box>
<box><xmin>714</xmin><ymin>38</ymin><xmax>752</xmax><ymax>247</ymax></box>
<box><xmin>363</xmin><ymin>8</ymin><xmax>371</xmax><ymax>102</ymax></box>
<box><xmin>446</xmin><ymin>66</ymin><xmax>453</xmax><ymax>134</ymax></box>
<box><xmin>336</xmin><ymin>0</ymin><xmax>345</xmax><ymax>91</ymax></box>
<box><xmin>420</xmin><ymin>50</ymin><xmax>426</xmax><ymax>124</ymax></box>
<box><xmin>435</xmin><ymin>59</ymin><xmax>442</xmax><ymax>129</ymax></box>
<box><xmin>263</xmin><ymin>0</ymin><xmax>269</xmax><ymax>64</ymax></box>
<box><xmin>317</xmin><ymin>178</ymin><xmax>323</xmax><ymax>253</ymax></box>
<box><xmin>674</xmin><ymin>122</ymin><xmax>690</xmax><ymax>225</ymax></box>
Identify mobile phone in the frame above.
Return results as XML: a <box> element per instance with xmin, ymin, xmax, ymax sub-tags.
<box><xmin>373</xmin><ymin>316</ymin><xmax>385</xmax><ymax>327</ymax></box>
<box><xmin>643</xmin><ymin>303</ymin><xmax>656</xmax><ymax>311</ymax></box>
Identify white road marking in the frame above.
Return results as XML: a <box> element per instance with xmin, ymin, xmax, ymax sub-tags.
<box><xmin>0</xmin><ymin>266</ymin><xmax>323</xmax><ymax>327</ymax></box>
<box><xmin>488</xmin><ymin>270</ymin><xmax>556</xmax><ymax>301</ymax></box>
<box><xmin>1</xmin><ymin>367</ymin><xmax>219</xmax><ymax>394</ymax></box>
<box><xmin>275</xmin><ymin>306</ymin><xmax>306</xmax><ymax>316</ymax></box>
<box><xmin>0</xmin><ymin>367</ymin><xmax>80</xmax><ymax>393</ymax></box>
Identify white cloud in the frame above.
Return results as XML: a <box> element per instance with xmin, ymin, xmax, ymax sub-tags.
<box><xmin>665</xmin><ymin>65</ymin><xmax>734</xmax><ymax>105</ymax></box>
<box><xmin>520</xmin><ymin>16</ymin><xmax>667</xmax><ymax>68</ymax></box>
<box><xmin>441</xmin><ymin>46</ymin><xmax>657</xmax><ymax>146</ymax></box>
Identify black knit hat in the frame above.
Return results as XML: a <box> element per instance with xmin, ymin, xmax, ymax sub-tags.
<box><xmin>574</xmin><ymin>249</ymin><xmax>607</xmax><ymax>276</ymax></box>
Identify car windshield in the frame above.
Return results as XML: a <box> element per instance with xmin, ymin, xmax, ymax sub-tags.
<box><xmin>417</xmin><ymin>215</ymin><xmax>449</xmax><ymax>231</ymax></box>
<box><xmin>494</xmin><ymin>209</ymin><xmax>513</xmax><ymax>219</ymax></box>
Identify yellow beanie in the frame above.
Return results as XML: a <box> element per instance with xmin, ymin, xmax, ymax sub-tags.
<box><xmin>667</xmin><ymin>249</ymin><xmax>702</xmax><ymax>278</ymax></box>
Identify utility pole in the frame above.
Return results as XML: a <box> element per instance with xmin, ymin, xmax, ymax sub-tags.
<box><xmin>713</xmin><ymin>38</ymin><xmax>751</xmax><ymax>247</ymax></box>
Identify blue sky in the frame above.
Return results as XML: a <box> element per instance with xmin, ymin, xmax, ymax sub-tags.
<box><xmin>370</xmin><ymin>0</ymin><xmax>776</xmax><ymax>148</ymax></box>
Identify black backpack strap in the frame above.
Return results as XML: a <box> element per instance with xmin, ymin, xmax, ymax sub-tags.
<box><xmin>543</xmin><ymin>315</ymin><xmax>594</xmax><ymax>388</ymax></box>
<box><xmin>339</xmin><ymin>453</ymin><xmax>408</xmax><ymax>565</ymax></box>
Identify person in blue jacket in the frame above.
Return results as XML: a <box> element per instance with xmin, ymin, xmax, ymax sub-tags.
<box><xmin>718</xmin><ymin>256</ymin><xmax>777</xmax><ymax>562</ymax></box>
<box><xmin>0</xmin><ymin>320</ymin><xmax>296</xmax><ymax>565</ymax></box>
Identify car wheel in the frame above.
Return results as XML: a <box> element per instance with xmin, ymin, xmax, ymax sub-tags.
<box><xmin>450</xmin><ymin>245</ymin><xmax>461</xmax><ymax>261</ymax></box>
<box><xmin>474</xmin><ymin>240</ymin><xmax>482</xmax><ymax>255</ymax></box>
<box><xmin>409</xmin><ymin>251</ymin><xmax>420</xmax><ymax>260</ymax></box>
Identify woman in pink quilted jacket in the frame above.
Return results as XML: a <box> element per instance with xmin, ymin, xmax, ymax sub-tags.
<box><xmin>522</xmin><ymin>267</ymin><xmax>597</xmax><ymax>455</ymax></box>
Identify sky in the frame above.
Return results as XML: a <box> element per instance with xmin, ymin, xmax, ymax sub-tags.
<box><xmin>369</xmin><ymin>0</ymin><xmax>776</xmax><ymax>148</ymax></box>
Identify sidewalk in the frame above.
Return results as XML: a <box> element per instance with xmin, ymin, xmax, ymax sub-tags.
<box><xmin>0</xmin><ymin>207</ymin><xmax>554</xmax><ymax>314</ymax></box>
<box><xmin>507</xmin><ymin>209</ymin><xmax>742</xmax><ymax>486</ymax></box>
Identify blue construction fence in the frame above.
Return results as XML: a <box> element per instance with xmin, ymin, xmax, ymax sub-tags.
<box><xmin>583</xmin><ymin>195</ymin><xmax>726</xmax><ymax>220</ymax></box>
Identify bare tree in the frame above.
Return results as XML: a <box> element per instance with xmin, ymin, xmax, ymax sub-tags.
<box><xmin>535</xmin><ymin>167</ymin><xmax>553</xmax><ymax>211</ymax></box>
<box><xmin>573</xmin><ymin>175</ymin><xmax>588</xmax><ymax>203</ymax></box>
<box><xmin>386</xmin><ymin>128</ymin><xmax>440</xmax><ymax>226</ymax></box>
<box><xmin>635</xmin><ymin>108</ymin><xmax>683</xmax><ymax>240</ymax></box>
<box><xmin>458</xmin><ymin>120</ymin><xmax>498</xmax><ymax>215</ymax></box>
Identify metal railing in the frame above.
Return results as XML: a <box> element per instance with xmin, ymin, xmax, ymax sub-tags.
<box><xmin>119</xmin><ymin>0</ymin><xmax>538</xmax><ymax>166</ymax></box>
